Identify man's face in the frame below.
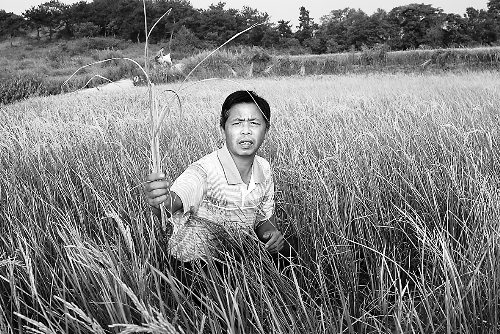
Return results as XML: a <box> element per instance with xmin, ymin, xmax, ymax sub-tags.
<box><xmin>222</xmin><ymin>102</ymin><xmax>268</xmax><ymax>159</ymax></box>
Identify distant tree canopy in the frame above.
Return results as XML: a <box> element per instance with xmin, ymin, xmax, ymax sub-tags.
<box><xmin>0</xmin><ymin>0</ymin><xmax>497</xmax><ymax>53</ymax></box>
<box><xmin>0</xmin><ymin>10</ymin><xmax>26</xmax><ymax>42</ymax></box>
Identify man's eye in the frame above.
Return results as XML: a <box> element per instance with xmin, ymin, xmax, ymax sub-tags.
<box><xmin>251</xmin><ymin>122</ymin><xmax>260</xmax><ymax>126</ymax></box>
<box><xmin>232</xmin><ymin>122</ymin><xmax>241</xmax><ymax>125</ymax></box>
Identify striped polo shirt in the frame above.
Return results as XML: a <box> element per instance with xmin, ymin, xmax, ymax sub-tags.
<box><xmin>167</xmin><ymin>144</ymin><xmax>274</xmax><ymax>262</ymax></box>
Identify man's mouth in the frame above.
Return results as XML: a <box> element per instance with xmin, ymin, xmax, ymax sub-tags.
<box><xmin>238</xmin><ymin>139</ymin><xmax>254</xmax><ymax>148</ymax></box>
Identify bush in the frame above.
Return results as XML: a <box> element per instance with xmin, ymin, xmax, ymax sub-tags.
<box><xmin>73</xmin><ymin>22</ymin><xmax>101</xmax><ymax>38</ymax></box>
<box><xmin>0</xmin><ymin>73</ymin><xmax>46</xmax><ymax>104</ymax></box>
<box><xmin>170</xmin><ymin>26</ymin><xmax>201</xmax><ymax>55</ymax></box>
<box><xmin>46</xmin><ymin>47</ymin><xmax>70</xmax><ymax>68</ymax></box>
<box><xmin>239</xmin><ymin>46</ymin><xmax>271</xmax><ymax>63</ymax></box>
<box><xmin>360</xmin><ymin>44</ymin><xmax>390</xmax><ymax>66</ymax></box>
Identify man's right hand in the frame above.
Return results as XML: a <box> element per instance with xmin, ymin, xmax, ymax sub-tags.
<box><xmin>144</xmin><ymin>173</ymin><xmax>171</xmax><ymax>209</ymax></box>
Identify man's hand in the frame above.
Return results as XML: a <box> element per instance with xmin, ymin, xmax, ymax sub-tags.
<box><xmin>144</xmin><ymin>173</ymin><xmax>171</xmax><ymax>208</ymax></box>
<box><xmin>261</xmin><ymin>230</ymin><xmax>284</xmax><ymax>254</ymax></box>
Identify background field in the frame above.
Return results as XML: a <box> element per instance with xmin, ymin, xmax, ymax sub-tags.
<box><xmin>2</xmin><ymin>36</ymin><xmax>500</xmax><ymax>105</ymax></box>
<box><xmin>1</xmin><ymin>72</ymin><xmax>500</xmax><ymax>333</ymax></box>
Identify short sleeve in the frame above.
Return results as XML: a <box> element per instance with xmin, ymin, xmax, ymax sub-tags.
<box><xmin>255</xmin><ymin>174</ymin><xmax>275</xmax><ymax>223</ymax></box>
<box><xmin>170</xmin><ymin>164</ymin><xmax>206</xmax><ymax>214</ymax></box>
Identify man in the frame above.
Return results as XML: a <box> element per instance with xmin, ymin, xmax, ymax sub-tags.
<box><xmin>154</xmin><ymin>46</ymin><xmax>172</xmax><ymax>66</ymax></box>
<box><xmin>144</xmin><ymin>90</ymin><xmax>284</xmax><ymax>282</ymax></box>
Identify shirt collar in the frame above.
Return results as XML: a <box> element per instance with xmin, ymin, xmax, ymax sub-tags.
<box><xmin>217</xmin><ymin>144</ymin><xmax>265</xmax><ymax>185</ymax></box>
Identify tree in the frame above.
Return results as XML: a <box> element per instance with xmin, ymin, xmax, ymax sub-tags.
<box><xmin>487</xmin><ymin>0</ymin><xmax>500</xmax><ymax>41</ymax></box>
<box><xmin>171</xmin><ymin>26</ymin><xmax>200</xmax><ymax>53</ymax></box>
<box><xmin>273</xmin><ymin>20</ymin><xmax>294</xmax><ymax>48</ymax></box>
<box><xmin>367</xmin><ymin>9</ymin><xmax>394</xmax><ymax>46</ymax></box>
<box><xmin>344</xmin><ymin>9</ymin><xmax>371</xmax><ymax>49</ymax></box>
<box><xmin>387</xmin><ymin>4</ymin><xmax>444</xmax><ymax>49</ymax></box>
<box><xmin>23</xmin><ymin>4</ymin><xmax>49</xmax><ymax>40</ymax></box>
<box><xmin>148</xmin><ymin>0</ymin><xmax>200</xmax><ymax>44</ymax></box>
<box><xmin>238</xmin><ymin>6</ymin><xmax>273</xmax><ymax>46</ymax></box>
<box><xmin>86</xmin><ymin>0</ymin><xmax>122</xmax><ymax>38</ymax></box>
<box><xmin>23</xmin><ymin>0</ymin><xmax>68</xmax><ymax>40</ymax></box>
<box><xmin>441</xmin><ymin>13</ymin><xmax>470</xmax><ymax>47</ymax></box>
<box><xmin>303</xmin><ymin>36</ymin><xmax>325</xmax><ymax>54</ymax></box>
<box><xmin>66</xmin><ymin>1</ymin><xmax>94</xmax><ymax>35</ymax></box>
<box><xmin>117</xmin><ymin>0</ymin><xmax>149</xmax><ymax>42</ymax></box>
<box><xmin>0</xmin><ymin>11</ymin><xmax>27</xmax><ymax>45</ymax></box>
<box><xmin>277</xmin><ymin>20</ymin><xmax>293</xmax><ymax>39</ymax></box>
<box><xmin>295</xmin><ymin>6</ymin><xmax>317</xmax><ymax>44</ymax></box>
<box><xmin>73</xmin><ymin>22</ymin><xmax>101</xmax><ymax>38</ymax></box>
<box><xmin>465</xmin><ymin>7</ymin><xmax>497</xmax><ymax>45</ymax></box>
<box><xmin>260</xmin><ymin>25</ymin><xmax>280</xmax><ymax>48</ymax></box>
<box><xmin>488</xmin><ymin>0</ymin><xmax>500</xmax><ymax>14</ymax></box>
<box><xmin>197</xmin><ymin>2</ymin><xmax>240</xmax><ymax>46</ymax></box>
<box><xmin>316</xmin><ymin>8</ymin><xmax>357</xmax><ymax>52</ymax></box>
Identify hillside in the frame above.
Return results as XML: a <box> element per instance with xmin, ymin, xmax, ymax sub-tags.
<box><xmin>1</xmin><ymin>37</ymin><xmax>500</xmax><ymax>105</ymax></box>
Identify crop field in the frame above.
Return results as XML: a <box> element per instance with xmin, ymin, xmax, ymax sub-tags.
<box><xmin>1</xmin><ymin>72</ymin><xmax>500</xmax><ymax>333</ymax></box>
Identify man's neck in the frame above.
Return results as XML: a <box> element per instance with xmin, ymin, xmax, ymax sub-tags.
<box><xmin>229</xmin><ymin>152</ymin><xmax>255</xmax><ymax>185</ymax></box>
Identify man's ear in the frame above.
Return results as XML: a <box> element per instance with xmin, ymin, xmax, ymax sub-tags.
<box><xmin>219</xmin><ymin>126</ymin><xmax>226</xmax><ymax>139</ymax></box>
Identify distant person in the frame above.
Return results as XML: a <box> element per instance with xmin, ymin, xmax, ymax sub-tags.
<box><xmin>154</xmin><ymin>46</ymin><xmax>165</xmax><ymax>60</ymax></box>
<box><xmin>154</xmin><ymin>46</ymin><xmax>171</xmax><ymax>66</ymax></box>
<box><xmin>144</xmin><ymin>90</ymin><xmax>284</xmax><ymax>290</ymax></box>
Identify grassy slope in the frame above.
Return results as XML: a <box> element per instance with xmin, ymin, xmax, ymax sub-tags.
<box><xmin>3</xmin><ymin>37</ymin><xmax>500</xmax><ymax>105</ymax></box>
<box><xmin>1</xmin><ymin>73</ymin><xmax>500</xmax><ymax>333</ymax></box>
<box><xmin>0</xmin><ymin>38</ymin><xmax>147</xmax><ymax>104</ymax></box>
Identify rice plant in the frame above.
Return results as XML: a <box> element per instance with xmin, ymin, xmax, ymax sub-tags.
<box><xmin>1</xmin><ymin>71</ymin><xmax>500</xmax><ymax>333</ymax></box>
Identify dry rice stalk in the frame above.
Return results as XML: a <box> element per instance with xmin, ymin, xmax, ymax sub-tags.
<box><xmin>107</xmin><ymin>272</ymin><xmax>185</xmax><ymax>334</ymax></box>
<box><xmin>105</xmin><ymin>209</ymin><xmax>136</xmax><ymax>256</ymax></box>
<box><xmin>12</xmin><ymin>313</ymin><xmax>56</xmax><ymax>334</ymax></box>
<box><xmin>53</xmin><ymin>296</ymin><xmax>106</xmax><ymax>334</ymax></box>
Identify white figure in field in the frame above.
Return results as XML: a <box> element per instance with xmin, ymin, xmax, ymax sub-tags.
<box><xmin>155</xmin><ymin>46</ymin><xmax>172</xmax><ymax>66</ymax></box>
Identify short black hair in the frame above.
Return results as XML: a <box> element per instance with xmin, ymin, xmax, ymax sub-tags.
<box><xmin>220</xmin><ymin>90</ymin><xmax>271</xmax><ymax>129</ymax></box>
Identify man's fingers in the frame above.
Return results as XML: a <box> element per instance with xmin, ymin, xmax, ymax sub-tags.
<box><xmin>265</xmin><ymin>232</ymin><xmax>278</xmax><ymax>248</ymax></box>
<box><xmin>265</xmin><ymin>232</ymin><xmax>284</xmax><ymax>254</ymax></box>
<box><xmin>274</xmin><ymin>237</ymin><xmax>285</xmax><ymax>253</ymax></box>
<box><xmin>146</xmin><ymin>173</ymin><xmax>166</xmax><ymax>183</ymax></box>
<box><xmin>148</xmin><ymin>188</ymin><xmax>169</xmax><ymax>199</ymax></box>
<box><xmin>147</xmin><ymin>194</ymin><xmax>169</xmax><ymax>208</ymax></box>
<box><xmin>144</xmin><ymin>180</ymin><xmax>171</xmax><ymax>193</ymax></box>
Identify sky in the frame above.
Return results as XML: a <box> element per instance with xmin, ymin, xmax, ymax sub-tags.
<box><xmin>2</xmin><ymin>0</ymin><xmax>489</xmax><ymax>27</ymax></box>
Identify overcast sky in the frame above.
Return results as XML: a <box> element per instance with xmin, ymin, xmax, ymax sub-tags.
<box><xmin>2</xmin><ymin>0</ymin><xmax>488</xmax><ymax>27</ymax></box>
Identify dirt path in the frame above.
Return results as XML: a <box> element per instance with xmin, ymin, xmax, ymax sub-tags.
<box><xmin>75</xmin><ymin>79</ymin><xmax>134</xmax><ymax>95</ymax></box>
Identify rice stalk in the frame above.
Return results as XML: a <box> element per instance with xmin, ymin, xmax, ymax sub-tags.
<box><xmin>52</xmin><ymin>296</ymin><xmax>106</xmax><ymax>334</ymax></box>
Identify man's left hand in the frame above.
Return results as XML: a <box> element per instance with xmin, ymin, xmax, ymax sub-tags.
<box><xmin>262</xmin><ymin>230</ymin><xmax>284</xmax><ymax>254</ymax></box>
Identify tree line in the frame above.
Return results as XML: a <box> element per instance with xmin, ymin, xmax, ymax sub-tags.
<box><xmin>0</xmin><ymin>0</ymin><xmax>499</xmax><ymax>53</ymax></box>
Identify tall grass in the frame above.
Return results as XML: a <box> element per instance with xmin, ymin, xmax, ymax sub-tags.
<box><xmin>1</xmin><ymin>72</ymin><xmax>500</xmax><ymax>333</ymax></box>
<box><xmin>164</xmin><ymin>46</ymin><xmax>500</xmax><ymax>80</ymax></box>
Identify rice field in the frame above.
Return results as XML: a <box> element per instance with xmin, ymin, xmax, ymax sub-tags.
<box><xmin>1</xmin><ymin>72</ymin><xmax>500</xmax><ymax>333</ymax></box>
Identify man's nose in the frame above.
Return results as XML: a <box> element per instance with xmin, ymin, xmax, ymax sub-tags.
<box><xmin>241</xmin><ymin>121</ymin><xmax>251</xmax><ymax>134</ymax></box>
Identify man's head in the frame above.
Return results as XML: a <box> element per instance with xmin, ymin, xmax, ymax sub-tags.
<box><xmin>220</xmin><ymin>90</ymin><xmax>271</xmax><ymax>158</ymax></box>
<box><xmin>220</xmin><ymin>90</ymin><xmax>270</xmax><ymax>130</ymax></box>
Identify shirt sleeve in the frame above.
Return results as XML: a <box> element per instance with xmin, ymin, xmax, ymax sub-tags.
<box><xmin>170</xmin><ymin>164</ymin><xmax>206</xmax><ymax>214</ymax></box>
<box><xmin>255</xmin><ymin>174</ymin><xmax>275</xmax><ymax>224</ymax></box>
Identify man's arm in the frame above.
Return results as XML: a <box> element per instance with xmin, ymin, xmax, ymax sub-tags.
<box><xmin>255</xmin><ymin>215</ymin><xmax>284</xmax><ymax>254</ymax></box>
